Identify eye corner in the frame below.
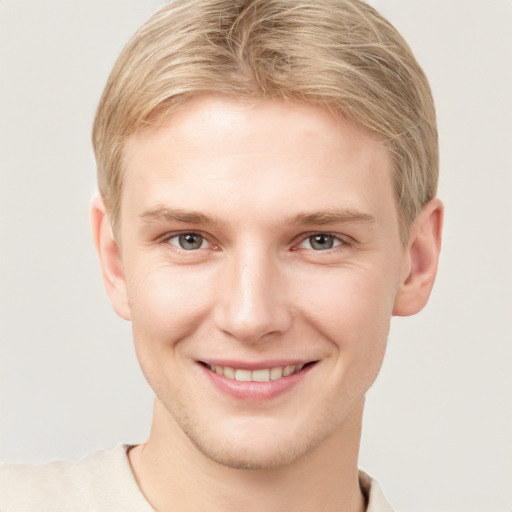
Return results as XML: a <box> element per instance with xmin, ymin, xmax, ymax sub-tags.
<box><xmin>159</xmin><ymin>230</ymin><xmax>223</xmax><ymax>255</ymax></box>
<box><xmin>295</xmin><ymin>233</ymin><xmax>348</xmax><ymax>252</ymax></box>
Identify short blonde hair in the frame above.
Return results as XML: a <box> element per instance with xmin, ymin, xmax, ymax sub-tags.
<box><xmin>93</xmin><ymin>0</ymin><xmax>438</xmax><ymax>242</ymax></box>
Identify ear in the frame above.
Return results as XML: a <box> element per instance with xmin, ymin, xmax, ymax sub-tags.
<box><xmin>393</xmin><ymin>198</ymin><xmax>444</xmax><ymax>316</ymax></box>
<box><xmin>90</xmin><ymin>194</ymin><xmax>131</xmax><ymax>320</ymax></box>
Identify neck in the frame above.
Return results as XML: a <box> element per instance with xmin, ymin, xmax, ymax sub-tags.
<box><xmin>129</xmin><ymin>398</ymin><xmax>366</xmax><ymax>512</ymax></box>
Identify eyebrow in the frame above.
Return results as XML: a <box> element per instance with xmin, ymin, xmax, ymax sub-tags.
<box><xmin>288</xmin><ymin>209</ymin><xmax>376</xmax><ymax>226</ymax></box>
<box><xmin>139</xmin><ymin>207</ymin><xmax>219</xmax><ymax>225</ymax></box>
<box><xmin>140</xmin><ymin>206</ymin><xmax>375</xmax><ymax>227</ymax></box>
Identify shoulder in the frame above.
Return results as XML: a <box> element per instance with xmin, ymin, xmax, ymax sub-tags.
<box><xmin>359</xmin><ymin>470</ymin><xmax>395</xmax><ymax>512</ymax></box>
<box><xmin>0</xmin><ymin>445</ymin><xmax>153</xmax><ymax>512</ymax></box>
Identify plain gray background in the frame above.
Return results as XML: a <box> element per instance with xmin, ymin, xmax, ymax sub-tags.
<box><xmin>1</xmin><ymin>1</ymin><xmax>511</xmax><ymax>511</ymax></box>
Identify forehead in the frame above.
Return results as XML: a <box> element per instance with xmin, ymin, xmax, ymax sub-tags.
<box><xmin>121</xmin><ymin>95</ymin><xmax>396</xmax><ymax>228</ymax></box>
<box><xmin>127</xmin><ymin>96</ymin><xmax>386</xmax><ymax>167</ymax></box>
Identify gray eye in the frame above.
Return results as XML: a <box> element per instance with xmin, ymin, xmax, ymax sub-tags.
<box><xmin>309</xmin><ymin>234</ymin><xmax>336</xmax><ymax>250</ymax></box>
<box><xmin>178</xmin><ymin>233</ymin><xmax>204</xmax><ymax>250</ymax></box>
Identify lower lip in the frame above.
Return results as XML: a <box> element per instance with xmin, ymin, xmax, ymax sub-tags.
<box><xmin>199</xmin><ymin>363</ymin><xmax>315</xmax><ymax>402</ymax></box>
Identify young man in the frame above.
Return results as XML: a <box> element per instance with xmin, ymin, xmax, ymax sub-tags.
<box><xmin>0</xmin><ymin>1</ymin><xmax>442</xmax><ymax>510</ymax></box>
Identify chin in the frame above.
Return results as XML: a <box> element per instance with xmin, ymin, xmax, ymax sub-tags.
<box><xmin>189</xmin><ymin>433</ymin><xmax>311</xmax><ymax>471</ymax></box>
<box><xmin>181</xmin><ymin>416</ymin><xmax>332</xmax><ymax>471</ymax></box>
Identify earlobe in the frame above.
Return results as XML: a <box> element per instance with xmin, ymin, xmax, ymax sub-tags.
<box><xmin>90</xmin><ymin>194</ymin><xmax>131</xmax><ymax>321</ymax></box>
<box><xmin>393</xmin><ymin>198</ymin><xmax>444</xmax><ymax>317</ymax></box>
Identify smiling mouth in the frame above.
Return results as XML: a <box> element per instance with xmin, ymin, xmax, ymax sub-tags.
<box><xmin>202</xmin><ymin>362</ymin><xmax>316</xmax><ymax>383</ymax></box>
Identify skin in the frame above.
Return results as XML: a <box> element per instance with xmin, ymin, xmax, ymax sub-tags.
<box><xmin>92</xmin><ymin>95</ymin><xmax>443</xmax><ymax>512</ymax></box>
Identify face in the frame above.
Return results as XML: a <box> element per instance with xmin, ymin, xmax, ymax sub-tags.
<box><xmin>116</xmin><ymin>96</ymin><xmax>408</xmax><ymax>469</ymax></box>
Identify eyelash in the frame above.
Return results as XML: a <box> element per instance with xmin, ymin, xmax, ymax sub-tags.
<box><xmin>294</xmin><ymin>232</ymin><xmax>348</xmax><ymax>252</ymax></box>
<box><xmin>161</xmin><ymin>231</ymin><xmax>216</xmax><ymax>252</ymax></box>
<box><xmin>159</xmin><ymin>231</ymin><xmax>350</xmax><ymax>254</ymax></box>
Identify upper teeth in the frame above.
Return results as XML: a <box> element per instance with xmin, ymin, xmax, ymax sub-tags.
<box><xmin>207</xmin><ymin>364</ymin><xmax>305</xmax><ymax>382</ymax></box>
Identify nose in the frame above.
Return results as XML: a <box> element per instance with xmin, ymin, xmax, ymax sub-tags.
<box><xmin>213</xmin><ymin>248</ymin><xmax>292</xmax><ymax>343</ymax></box>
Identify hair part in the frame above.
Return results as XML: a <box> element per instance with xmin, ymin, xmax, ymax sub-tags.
<box><xmin>93</xmin><ymin>0</ymin><xmax>438</xmax><ymax>244</ymax></box>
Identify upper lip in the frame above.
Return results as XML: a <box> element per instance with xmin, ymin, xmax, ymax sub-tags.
<box><xmin>199</xmin><ymin>359</ymin><xmax>317</xmax><ymax>370</ymax></box>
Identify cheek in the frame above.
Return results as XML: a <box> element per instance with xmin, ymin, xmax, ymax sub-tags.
<box><xmin>126</xmin><ymin>263</ymin><xmax>215</xmax><ymax>346</ymax></box>
<box><xmin>289</xmin><ymin>264</ymin><xmax>396</xmax><ymax>417</ymax></box>
<box><xmin>126</xmin><ymin>264</ymin><xmax>217</xmax><ymax>398</ymax></box>
<box><xmin>294</xmin><ymin>263</ymin><xmax>398</xmax><ymax>352</ymax></box>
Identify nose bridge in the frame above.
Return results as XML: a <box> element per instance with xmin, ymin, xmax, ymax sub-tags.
<box><xmin>214</xmin><ymin>243</ymin><xmax>291</xmax><ymax>342</ymax></box>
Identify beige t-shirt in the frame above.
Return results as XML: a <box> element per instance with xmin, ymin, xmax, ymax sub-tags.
<box><xmin>0</xmin><ymin>445</ymin><xmax>394</xmax><ymax>511</ymax></box>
